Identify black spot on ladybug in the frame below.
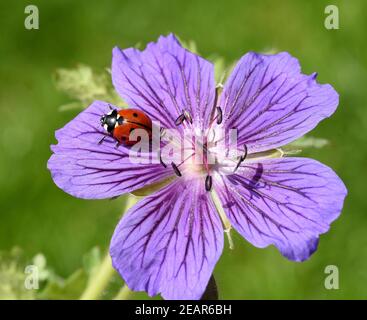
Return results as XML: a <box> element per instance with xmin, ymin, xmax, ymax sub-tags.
<box><xmin>133</xmin><ymin>112</ymin><xmax>138</xmax><ymax>118</ymax></box>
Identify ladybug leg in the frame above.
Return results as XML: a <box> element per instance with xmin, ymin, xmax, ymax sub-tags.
<box><xmin>98</xmin><ymin>135</ymin><xmax>107</xmax><ymax>145</ymax></box>
<box><xmin>114</xmin><ymin>141</ymin><xmax>121</xmax><ymax>149</ymax></box>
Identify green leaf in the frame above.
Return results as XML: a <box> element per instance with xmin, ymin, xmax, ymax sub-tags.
<box><xmin>0</xmin><ymin>247</ymin><xmax>35</xmax><ymax>300</ymax></box>
<box><xmin>54</xmin><ymin>64</ymin><xmax>122</xmax><ymax>110</ymax></box>
<box><xmin>53</xmin><ymin>39</ymin><xmax>233</xmax><ymax>112</ymax></box>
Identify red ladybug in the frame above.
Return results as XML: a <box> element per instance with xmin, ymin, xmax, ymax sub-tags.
<box><xmin>100</xmin><ymin>108</ymin><xmax>152</xmax><ymax>146</ymax></box>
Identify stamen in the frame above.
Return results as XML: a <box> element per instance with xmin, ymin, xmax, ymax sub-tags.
<box><xmin>175</xmin><ymin>114</ymin><xmax>186</xmax><ymax>126</ymax></box>
<box><xmin>171</xmin><ymin>162</ymin><xmax>182</xmax><ymax>177</ymax></box>
<box><xmin>210</xmin><ymin>188</ymin><xmax>234</xmax><ymax>249</ymax></box>
<box><xmin>209</xmin><ymin>85</ymin><xmax>223</xmax><ymax>126</ymax></box>
<box><xmin>213</xmin><ymin>86</ymin><xmax>219</xmax><ymax>110</ymax></box>
<box><xmin>208</xmin><ymin>87</ymin><xmax>223</xmax><ymax>128</ymax></box>
<box><xmin>216</xmin><ymin>107</ymin><xmax>223</xmax><ymax>125</ymax></box>
<box><xmin>234</xmin><ymin>144</ymin><xmax>248</xmax><ymax>172</ymax></box>
<box><xmin>175</xmin><ymin>110</ymin><xmax>193</xmax><ymax>126</ymax></box>
<box><xmin>224</xmin><ymin>227</ymin><xmax>234</xmax><ymax>250</ymax></box>
<box><xmin>183</xmin><ymin>110</ymin><xmax>193</xmax><ymax>124</ymax></box>
<box><xmin>240</xmin><ymin>144</ymin><xmax>248</xmax><ymax>161</ymax></box>
<box><xmin>158</xmin><ymin>150</ymin><xmax>166</xmax><ymax>168</ymax></box>
<box><xmin>205</xmin><ymin>175</ymin><xmax>212</xmax><ymax>191</ymax></box>
<box><xmin>233</xmin><ymin>157</ymin><xmax>242</xmax><ymax>173</ymax></box>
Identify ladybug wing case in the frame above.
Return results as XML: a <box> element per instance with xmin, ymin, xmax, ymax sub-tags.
<box><xmin>114</xmin><ymin>109</ymin><xmax>152</xmax><ymax>146</ymax></box>
<box><xmin>113</xmin><ymin>123</ymin><xmax>149</xmax><ymax>146</ymax></box>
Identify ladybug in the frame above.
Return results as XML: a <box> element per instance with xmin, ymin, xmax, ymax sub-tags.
<box><xmin>100</xmin><ymin>107</ymin><xmax>152</xmax><ymax>147</ymax></box>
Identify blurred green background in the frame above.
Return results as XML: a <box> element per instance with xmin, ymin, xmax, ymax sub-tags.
<box><xmin>0</xmin><ymin>0</ymin><xmax>366</xmax><ymax>299</ymax></box>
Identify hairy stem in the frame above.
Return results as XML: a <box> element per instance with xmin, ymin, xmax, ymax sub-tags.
<box><xmin>80</xmin><ymin>252</ymin><xmax>115</xmax><ymax>300</ymax></box>
<box><xmin>113</xmin><ymin>284</ymin><xmax>132</xmax><ymax>300</ymax></box>
<box><xmin>79</xmin><ymin>195</ymin><xmax>139</xmax><ymax>300</ymax></box>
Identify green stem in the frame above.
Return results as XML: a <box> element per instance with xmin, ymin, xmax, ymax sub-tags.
<box><xmin>113</xmin><ymin>284</ymin><xmax>132</xmax><ymax>300</ymax></box>
<box><xmin>80</xmin><ymin>252</ymin><xmax>115</xmax><ymax>300</ymax></box>
<box><xmin>79</xmin><ymin>195</ymin><xmax>139</xmax><ymax>300</ymax></box>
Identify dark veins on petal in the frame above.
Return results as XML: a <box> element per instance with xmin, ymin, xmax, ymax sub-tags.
<box><xmin>112</xmin><ymin>34</ymin><xmax>215</xmax><ymax>130</ymax></box>
<box><xmin>220</xmin><ymin>52</ymin><xmax>338</xmax><ymax>152</ymax></box>
<box><xmin>48</xmin><ymin>101</ymin><xmax>172</xmax><ymax>199</ymax></box>
<box><xmin>215</xmin><ymin>157</ymin><xmax>346</xmax><ymax>261</ymax></box>
<box><xmin>110</xmin><ymin>179</ymin><xmax>223</xmax><ymax>299</ymax></box>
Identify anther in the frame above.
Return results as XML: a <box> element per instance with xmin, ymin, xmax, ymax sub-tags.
<box><xmin>213</xmin><ymin>87</ymin><xmax>219</xmax><ymax>110</ymax></box>
<box><xmin>216</xmin><ymin>107</ymin><xmax>223</xmax><ymax>125</ymax></box>
<box><xmin>175</xmin><ymin>114</ymin><xmax>186</xmax><ymax>126</ymax></box>
<box><xmin>171</xmin><ymin>162</ymin><xmax>182</xmax><ymax>177</ymax></box>
<box><xmin>183</xmin><ymin>110</ymin><xmax>193</xmax><ymax>124</ymax></box>
<box><xmin>205</xmin><ymin>175</ymin><xmax>212</xmax><ymax>192</ymax></box>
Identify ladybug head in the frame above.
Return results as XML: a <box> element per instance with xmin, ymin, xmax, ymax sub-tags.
<box><xmin>100</xmin><ymin>109</ymin><xmax>118</xmax><ymax>133</ymax></box>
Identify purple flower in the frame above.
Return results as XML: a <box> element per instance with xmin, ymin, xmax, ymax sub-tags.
<box><xmin>48</xmin><ymin>34</ymin><xmax>347</xmax><ymax>300</ymax></box>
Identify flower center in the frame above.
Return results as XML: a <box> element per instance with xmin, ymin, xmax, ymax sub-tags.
<box><xmin>160</xmin><ymin>125</ymin><xmax>248</xmax><ymax>193</ymax></box>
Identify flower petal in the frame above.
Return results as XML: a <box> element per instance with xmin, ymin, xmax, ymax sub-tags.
<box><xmin>220</xmin><ymin>52</ymin><xmax>339</xmax><ymax>152</ymax></box>
<box><xmin>215</xmin><ymin>157</ymin><xmax>347</xmax><ymax>261</ymax></box>
<box><xmin>47</xmin><ymin>101</ymin><xmax>172</xmax><ymax>199</ymax></box>
<box><xmin>112</xmin><ymin>34</ymin><xmax>216</xmax><ymax>130</ymax></box>
<box><xmin>110</xmin><ymin>179</ymin><xmax>224</xmax><ymax>300</ymax></box>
